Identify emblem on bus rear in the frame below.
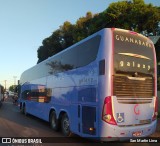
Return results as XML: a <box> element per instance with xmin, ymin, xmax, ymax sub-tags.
<box><xmin>116</xmin><ymin>113</ymin><xmax>125</xmax><ymax>123</ymax></box>
<box><xmin>118</xmin><ymin>53</ymin><xmax>151</xmax><ymax>60</ymax></box>
<box><xmin>134</xmin><ymin>104</ymin><xmax>140</xmax><ymax>115</ymax></box>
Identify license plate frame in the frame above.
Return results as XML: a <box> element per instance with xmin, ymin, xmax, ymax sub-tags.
<box><xmin>132</xmin><ymin>131</ymin><xmax>142</xmax><ymax>137</ymax></box>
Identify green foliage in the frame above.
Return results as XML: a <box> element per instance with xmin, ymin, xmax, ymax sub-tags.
<box><xmin>9</xmin><ymin>85</ymin><xmax>17</xmax><ymax>92</ymax></box>
<box><xmin>37</xmin><ymin>0</ymin><xmax>160</xmax><ymax>63</ymax></box>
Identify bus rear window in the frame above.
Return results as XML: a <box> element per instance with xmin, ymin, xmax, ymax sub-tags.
<box><xmin>113</xmin><ymin>29</ymin><xmax>154</xmax><ymax>76</ymax></box>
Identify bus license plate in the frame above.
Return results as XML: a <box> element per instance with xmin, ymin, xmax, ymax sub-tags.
<box><xmin>132</xmin><ymin>131</ymin><xmax>142</xmax><ymax>137</ymax></box>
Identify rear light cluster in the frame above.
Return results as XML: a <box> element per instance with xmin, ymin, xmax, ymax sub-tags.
<box><xmin>102</xmin><ymin>96</ymin><xmax>117</xmax><ymax>125</ymax></box>
<box><xmin>27</xmin><ymin>96</ymin><xmax>31</xmax><ymax>100</ymax></box>
<box><xmin>152</xmin><ymin>96</ymin><xmax>158</xmax><ymax>121</ymax></box>
<box><xmin>129</xmin><ymin>31</ymin><xmax>138</xmax><ymax>35</ymax></box>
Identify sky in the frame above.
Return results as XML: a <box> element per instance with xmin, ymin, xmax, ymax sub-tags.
<box><xmin>0</xmin><ymin>0</ymin><xmax>159</xmax><ymax>89</ymax></box>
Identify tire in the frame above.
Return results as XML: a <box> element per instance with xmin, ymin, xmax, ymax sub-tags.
<box><xmin>50</xmin><ymin>111</ymin><xmax>59</xmax><ymax>131</ymax></box>
<box><xmin>23</xmin><ymin>105</ymin><xmax>27</xmax><ymax>116</ymax></box>
<box><xmin>20</xmin><ymin>104</ymin><xmax>23</xmax><ymax>114</ymax></box>
<box><xmin>61</xmin><ymin>113</ymin><xmax>73</xmax><ymax>137</ymax></box>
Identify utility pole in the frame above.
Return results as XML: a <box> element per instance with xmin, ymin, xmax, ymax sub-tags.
<box><xmin>4</xmin><ymin>80</ymin><xmax>7</xmax><ymax>91</ymax></box>
<box><xmin>13</xmin><ymin>76</ymin><xmax>17</xmax><ymax>86</ymax></box>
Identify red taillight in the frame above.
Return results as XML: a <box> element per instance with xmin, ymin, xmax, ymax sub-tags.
<box><xmin>27</xmin><ymin>96</ymin><xmax>31</xmax><ymax>100</ymax></box>
<box><xmin>129</xmin><ymin>31</ymin><xmax>137</xmax><ymax>35</ymax></box>
<box><xmin>152</xmin><ymin>96</ymin><xmax>158</xmax><ymax>121</ymax></box>
<box><xmin>102</xmin><ymin>96</ymin><xmax>117</xmax><ymax>125</ymax></box>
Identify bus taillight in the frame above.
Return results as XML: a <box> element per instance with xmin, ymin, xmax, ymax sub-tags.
<box><xmin>102</xmin><ymin>96</ymin><xmax>117</xmax><ymax>125</ymax></box>
<box><xmin>152</xmin><ymin>96</ymin><xmax>158</xmax><ymax>121</ymax></box>
<box><xmin>27</xmin><ymin>96</ymin><xmax>31</xmax><ymax>100</ymax></box>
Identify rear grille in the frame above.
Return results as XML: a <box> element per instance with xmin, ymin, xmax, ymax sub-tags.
<box><xmin>113</xmin><ymin>75</ymin><xmax>154</xmax><ymax>104</ymax></box>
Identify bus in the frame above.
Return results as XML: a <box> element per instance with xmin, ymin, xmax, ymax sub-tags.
<box><xmin>19</xmin><ymin>28</ymin><xmax>158</xmax><ymax>141</ymax></box>
<box><xmin>0</xmin><ymin>85</ymin><xmax>4</xmax><ymax>105</ymax></box>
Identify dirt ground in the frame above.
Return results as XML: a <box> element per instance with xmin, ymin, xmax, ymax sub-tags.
<box><xmin>150</xmin><ymin>118</ymin><xmax>160</xmax><ymax>137</ymax></box>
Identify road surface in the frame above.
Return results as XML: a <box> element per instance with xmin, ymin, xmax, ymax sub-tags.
<box><xmin>0</xmin><ymin>97</ymin><xmax>159</xmax><ymax>146</ymax></box>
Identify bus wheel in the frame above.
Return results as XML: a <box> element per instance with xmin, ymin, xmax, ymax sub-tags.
<box><xmin>61</xmin><ymin>113</ymin><xmax>73</xmax><ymax>137</ymax></box>
<box><xmin>20</xmin><ymin>104</ymin><xmax>23</xmax><ymax>113</ymax></box>
<box><xmin>50</xmin><ymin>111</ymin><xmax>59</xmax><ymax>131</ymax></box>
<box><xmin>23</xmin><ymin>105</ymin><xmax>27</xmax><ymax>116</ymax></box>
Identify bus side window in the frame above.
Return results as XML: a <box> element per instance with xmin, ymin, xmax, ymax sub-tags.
<box><xmin>61</xmin><ymin>48</ymin><xmax>78</xmax><ymax>70</ymax></box>
<box><xmin>99</xmin><ymin>60</ymin><xmax>105</xmax><ymax>75</ymax></box>
<box><xmin>77</xmin><ymin>35</ymin><xmax>101</xmax><ymax>67</ymax></box>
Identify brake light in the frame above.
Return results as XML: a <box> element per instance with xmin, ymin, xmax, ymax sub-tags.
<box><xmin>102</xmin><ymin>96</ymin><xmax>117</xmax><ymax>125</ymax></box>
<box><xmin>129</xmin><ymin>31</ymin><xmax>138</xmax><ymax>35</ymax></box>
<box><xmin>152</xmin><ymin>96</ymin><xmax>158</xmax><ymax>121</ymax></box>
<box><xmin>27</xmin><ymin>96</ymin><xmax>31</xmax><ymax>100</ymax></box>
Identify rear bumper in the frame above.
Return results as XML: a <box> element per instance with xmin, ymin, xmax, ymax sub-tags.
<box><xmin>100</xmin><ymin>120</ymin><xmax>157</xmax><ymax>141</ymax></box>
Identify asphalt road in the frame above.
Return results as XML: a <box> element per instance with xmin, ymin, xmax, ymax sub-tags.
<box><xmin>0</xmin><ymin>97</ymin><xmax>159</xmax><ymax>146</ymax></box>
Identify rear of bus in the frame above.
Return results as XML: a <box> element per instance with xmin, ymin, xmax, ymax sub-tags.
<box><xmin>101</xmin><ymin>28</ymin><xmax>158</xmax><ymax>140</ymax></box>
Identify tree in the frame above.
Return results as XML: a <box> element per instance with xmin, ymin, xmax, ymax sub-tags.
<box><xmin>37</xmin><ymin>0</ymin><xmax>160</xmax><ymax>63</ymax></box>
<box><xmin>9</xmin><ymin>85</ymin><xmax>17</xmax><ymax>92</ymax></box>
<box><xmin>37</xmin><ymin>22</ymin><xmax>76</xmax><ymax>63</ymax></box>
<box><xmin>59</xmin><ymin>21</ymin><xmax>75</xmax><ymax>47</ymax></box>
<box><xmin>105</xmin><ymin>0</ymin><xmax>160</xmax><ymax>34</ymax></box>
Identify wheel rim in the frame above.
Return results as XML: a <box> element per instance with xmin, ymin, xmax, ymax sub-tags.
<box><xmin>63</xmin><ymin>118</ymin><xmax>69</xmax><ymax>133</ymax></box>
<box><xmin>51</xmin><ymin>115</ymin><xmax>56</xmax><ymax>128</ymax></box>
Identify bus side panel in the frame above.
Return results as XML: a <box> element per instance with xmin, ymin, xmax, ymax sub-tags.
<box><xmin>48</xmin><ymin>61</ymin><xmax>99</xmax><ymax>136</ymax></box>
<box><xmin>96</xmin><ymin>28</ymin><xmax>114</xmax><ymax>137</ymax></box>
<box><xmin>19</xmin><ymin>28</ymin><xmax>106</xmax><ymax>138</ymax></box>
<box><xmin>30</xmin><ymin>78</ymin><xmax>48</xmax><ymax>119</ymax></box>
<box><xmin>72</xmin><ymin>61</ymin><xmax>99</xmax><ymax>136</ymax></box>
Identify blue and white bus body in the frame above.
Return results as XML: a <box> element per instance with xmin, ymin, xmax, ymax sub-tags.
<box><xmin>19</xmin><ymin>28</ymin><xmax>157</xmax><ymax>141</ymax></box>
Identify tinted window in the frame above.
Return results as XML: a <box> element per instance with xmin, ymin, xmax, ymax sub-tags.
<box><xmin>20</xmin><ymin>35</ymin><xmax>101</xmax><ymax>83</ymax></box>
<box><xmin>113</xmin><ymin>30</ymin><xmax>154</xmax><ymax>76</ymax></box>
<box><xmin>21</xmin><ymin>84</ymin><xmax>51</xmax><ymax>103</ymax></box>
<box><xmin>45</xmin><ymin>35</ymin><xmax>101</xmax><ymax>74</ymax></box>
<box><xmin>21</xmin><ymin>61</ymin><xmax>48</xmax><ymax>83</ymax></box>
<box><xmin>77</xmin><ymin>35</ymin><xmax>101</xmax><ymax>67</ymax></box>
<box><xmin>61</xmin><ymin>48</ymin><xmax>78</xmax><ymax>71</ymax></box>
<box><xmin>46</xmin><ymin>55</ymin><xmax>62</xmax><ymax>75</ymax></box>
